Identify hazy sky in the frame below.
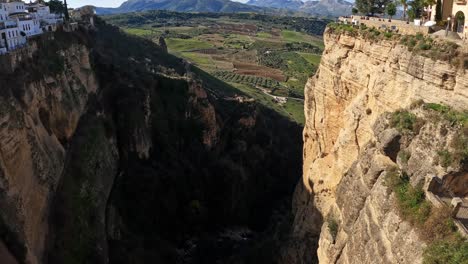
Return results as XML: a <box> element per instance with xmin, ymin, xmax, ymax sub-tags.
<box><xmin>68</xmin><ymin>0</ymin><xmax>248</xmax><ymax>8</ymax></box>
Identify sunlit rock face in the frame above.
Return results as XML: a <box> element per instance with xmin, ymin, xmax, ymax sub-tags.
<box><xmin>292</xmin><ymin>28</ymin><xmax>468</xmax><ymax>264</ymax></box>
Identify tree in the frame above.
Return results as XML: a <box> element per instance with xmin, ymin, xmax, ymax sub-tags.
<box><xmin>386</xmin><ymin>2</ymin><xmax>397</xmax><ymax>18</ymax></box>
<box><xmin>352</xmin><ymin>7</ymin><xmax>359</xmax><ymax>15</ymax></box>
<box><xmin>435</xmin><ymin>0</ymin><xmax>442</xmax><ymax>21</ymax></box>
<box><xmin>355</xmin><ymin>0</ymin><xmax>393</xmax><ymax>15</ymax></box>
<box><xmin>408</xmin><ymin>0</ymin><xmax>425</xmax><ymax>19</ymax></box>
<box><xmin>400</xmin><ymin>0</ymin><xmax>408</xmax><ymax>20</ymax></box>
<box><xmin>46</xmin><ymin>0</ymin><xmax>64</xmax><ymax>14</ymax></box>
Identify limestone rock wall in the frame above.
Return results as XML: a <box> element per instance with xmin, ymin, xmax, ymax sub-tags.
<box><xmin>0</xmin><ymin>43</ymin><xmax>97</xmax><ymax>264</ymax></box>
<box><xmin>297</xmin><ymin>29</ymin><xmax>468</xmax><ymax>264</ymax></box>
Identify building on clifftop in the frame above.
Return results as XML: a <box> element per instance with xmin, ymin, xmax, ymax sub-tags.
<box><xmin>0</xmin><ymin>0</ymin><xmax>63</xmax><ymax>54</ymax></box>
<box><xmin>430</xmin><ymin>0</ymin><xmax>467</xmax><ymax>36</ymax></box>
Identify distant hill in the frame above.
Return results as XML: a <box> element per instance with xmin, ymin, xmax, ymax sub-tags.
<box><xmin>95</xmin><ymin>0</ymin><xmax>352</xmax><ymax>17</ymax></box>
<box><xmin>246</xmin><ymin>0</ymin><xmax>352</xmax><ymax>17</ymax></box>
<box><xmin>246</xmin><ymin>0</ymin><xmax>304</xmax><ymax>10</ymax></box>
<box><xmin>301</xmin><ymin>0</ymin><xmax>353</xmax><ymax>17</ymax></box>
<box><xmin>96</xmin><ymin>0</ymin><xmax>272</xmax><ymax>14</ymax></box>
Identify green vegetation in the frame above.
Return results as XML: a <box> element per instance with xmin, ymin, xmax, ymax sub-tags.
<box><xmin>423</xmin><ymin>103</ymin><xmax>468</xmax><ymax>168</ymax></box>
<box><xmin>298</xmin><ymin>52</ymin><xmax>321</xmax><ymax>65</ymax></box>
<box><xmin>46</xmin><ymin>0</ymin><xmax>65</xmax><ymax>15</ymax></box>
<box><xmin>384</xmin><ymin>168</ymin><xmax>431</xmax><ymax>224</ymax></box>
<box><xmin>104</xmin><ymin>11</ymin><xmax>329</xmax><ymax>37</ymax></box>
<box><xmin>437</xmin><ymin>149</ymin><xmax>453</xmax><ymax>168</ymax></box>
<box><xmin>327</xmin><ymin>23</ymin><xmax>359</xmax><ymax>36</ymax></box>
<box><xmin>224</xmin><ymin>34</ymin><xmax>252</xmax><ymax>49</ymax></box>
<box><xmin>166</xmin><ymin>38</ymin><xmax>213</xmax><ymax>52</ymax></box>
<box><xmin>256</xmin><ymin>32</ymin><xmax>272</xmax><ymax>39</ymax></box>
<box><xmin>281</xmin><ymin>30</ymin><xmax>305</xmax><ymax>43</ymax></box>
<box><xmin>423</xmin><ymin>236</ymin><xmax>468</xmax><ymax>264</ymax></box>
<box><xmin>104</xmin><ymin>11</ymin><xmax>327</xmax><ymax>125</ymax></box>
<box><xmin>213</xmin><ymin>71</ymin><xmax>281</xmax><ymax>89</ymax></box>
<box><xmin>259</xmin><ymin>51</ymin><xmax>316</xmax><ymax>97</ymax></box>
<box><xmin>400</xmin><ymin>35</ymin><xmax>467</xmax><ymax>68</ymax></box>
<box><xmin>355</xmin><ymin>0</ymin><xmax>392</xmax><ymax>15</ymax></box>
<box><xmin>180</xmin><ymin>52</ymin><xmax>214</xmax><ymax>68</ymax></box>
<box><xmin>386</xmin><ymin>3</ymin><xmax>397</xmax><ymax>18</ymax></box>
<box><xmin>327</xmin><ymin>22</ymin><xmax>468</xmax><ymax>69</ymax></box>
<box><xmin>390</xmin><ymin>110</ymin><xmax>424</xmax><ymax>134</ymax></box>
<box><xmin>327</xmin><ymin>217</ymin><xmax>339</xmax><ymax>241</ymax></box>
<box><xmin>123</xmin><ymin>28</ymin><xmax>154</xmax><ymax>36</ymax></box>
<box><xmin>283</xmin><ymin>100</ymin><xmax>305</xmax><ymax>124</ymax></box>
<box><xmin>424</xmin><ymin>103</ymin><xmax>468</xmax><ymax>126</ymax></box>
<box><xmin>384</xmin><ymin>166</ymin><xmax>467</xmax><ymax>264</ymax></box>
<box><xmin>398</xmin><ymin>150</ymin><xmax>411</xmax><ymax>165</ymax></box>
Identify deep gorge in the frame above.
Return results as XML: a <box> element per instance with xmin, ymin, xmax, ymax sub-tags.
<box><xmin>0</xmin><ymin>14</ymin><xmax>467</xmax><ymax>264</ymax></box>
<box><xmin>0</xmin><ymin>18</ymin><xmax>305</xmax><ymax>264</ymax></box>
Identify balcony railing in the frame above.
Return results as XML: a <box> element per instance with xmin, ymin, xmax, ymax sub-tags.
<box><xmin>0</xmin><ymin>20</ymin><xmax>18</xmax><ymax>30</ymax></box>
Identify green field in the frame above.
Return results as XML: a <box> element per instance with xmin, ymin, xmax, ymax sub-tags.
<box><xmin>166</xmin><ymin>38</ymin><xmax>213</xmax><ymax>52</ymax></box>
<box><xmin>106</xmin><ymin>12</ymin><xmax>326</xmax><ymax>125</ymax></box>
<box><xmin>281</xmin><ymin>30</ymin><xmax>305</xmax><ymax>43</ymax></box>
<box><xmin>256</xmin><ymin>32</ymin><xmax>273</xmax><ymax>39</ymax></box>
<box><xmin>283</xmin><ymin>100</ymin><xmax>305</xmax><ymax>124</ymax></box>
<box><xmin>124</xmin><ymin>28</ymin><xmax>155</xmax><ymax>36</ymax></box>
<box><xmin>180</xmin><ymin>52</ymin><xmax>215</xmax><ymax>69</ymax></box>
<box><xmin>298</xmin><ymin>52</ymin><xmax>322</xmax><ymax>65</ymax></box>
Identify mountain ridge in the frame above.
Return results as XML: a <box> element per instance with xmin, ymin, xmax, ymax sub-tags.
<box><xmin>94</xmin><ymin>0</ymin><xmax>353</xmax><ymax>17</ymax></box>
<box><xmin>96</xmin><ymin>0</ymin><xmax>273</xmax><ymax>15</ymax></box>
<box><xmin>247</xmin><ymin>0</ymin><xmax>304</xmax><ymax>10</ymax></box>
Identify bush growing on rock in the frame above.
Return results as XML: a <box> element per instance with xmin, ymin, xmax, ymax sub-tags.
<box><xmin>326</xmin><ymin>217</ymin><xmax>339</xmax><ymax>242</ymax></box>
<box><xmin>423</xmin><ymin>236</ymin><xmax>468</xmax><ymax>264</ymax></box>
<box><xmin>390</xmin><ymin>110</ymin><xmax>424</xmax><ymax>134</ymax></box>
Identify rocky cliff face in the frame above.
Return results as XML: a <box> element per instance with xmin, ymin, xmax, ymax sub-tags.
<box><xmin>0</xmin><ymin>35</ymin><xmax>97</xmax><ymax>264</ymax></box>
<box><xmin>293</xmin><ymin>28</ymin><xmax>468</xmax><ymax>263</ymax></box>
<box><xmin>0</xmin><ymin>19</ymin><xmax>303</xmax><ymax>264</ymax></box>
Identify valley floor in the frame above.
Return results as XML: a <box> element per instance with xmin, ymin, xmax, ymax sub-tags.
<box><xmin>104</xmin><ymin>11</ymin><xmax>328</xmax><ymax>124</ymax></box>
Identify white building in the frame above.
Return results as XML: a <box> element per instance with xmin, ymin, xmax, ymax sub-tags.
<box><xmin>0</xmin><ymin>0</ymin><xmax>64</xmax><ymax>54</ymax></box>
<box><xmin>5</xmin><ymin>0</ymin><xmax>25</xmax><ymax>14</ymax></box>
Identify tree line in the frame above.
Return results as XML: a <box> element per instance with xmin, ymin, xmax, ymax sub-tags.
<box><xmin>352</xmin><ymin>0</ymin><xmax>442</xmax><ymax>22</ymax></box>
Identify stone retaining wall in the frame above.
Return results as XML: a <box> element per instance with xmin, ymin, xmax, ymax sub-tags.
<box><xmin>339</xmin><ymin>16</ymin><xmax>431</xmax><ymax>35</ymax></box>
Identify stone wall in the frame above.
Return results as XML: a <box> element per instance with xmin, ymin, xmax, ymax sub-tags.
<box><xmin>340</xmin><ymin>16</ymin><xmax>431</xmax><ymax>35</ymax></box>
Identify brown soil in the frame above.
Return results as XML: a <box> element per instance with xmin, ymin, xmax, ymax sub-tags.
<box><xmin>442</xmin><ymin>171</ymin><xmax>468</xmax><ymax>197</ymax></box>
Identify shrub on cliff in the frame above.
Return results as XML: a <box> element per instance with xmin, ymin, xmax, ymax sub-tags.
<box><xmin>420</xmin><ymin>207</ymin><xmax>457</xmax><ymax>242</ymax></box>
<box><xmin>327</xmin><ymin>217</ymin><xmax>339</xmax><ymax>242</ymax></box>
<box><xmin>423</xmin><ymin>236</ymin><xmax>468</xmax><ymax>264</ymax></box>
<box><xmin>390</xmin><ymin>110</ymin><xmax>424</xmax><ymax>134</ymax></box>
<box><xmin>425</xmin><ymin>103</ymin><xmax>468</xmax><ymax>168</ymax></box>
<box><xmin>384</xmin><ymin>168</ymin><xmax>430</xmax><ymax>224</ymax></box>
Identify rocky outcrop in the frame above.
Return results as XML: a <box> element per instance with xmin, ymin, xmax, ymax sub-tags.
<box><xmin>0</xmin><ymin>41</ymin><xmax>97</xmax><ymax>264</ymax></box>
<box><xmin>295</xmin><ymin>28</ymin><xmax>468</xmax><ymax>263</ymax></box>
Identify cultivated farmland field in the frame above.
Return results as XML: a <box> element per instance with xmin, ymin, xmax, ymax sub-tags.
<box><xmin>106</xmin><ymin>11</ymin><xmax>328</xmax><ymax>124</ymax></box>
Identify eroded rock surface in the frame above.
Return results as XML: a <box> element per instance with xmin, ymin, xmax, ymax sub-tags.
<box><xmin>292</xmin><ymin>29</ymin><xmax>468</xmax><ymax>264</ymax></box>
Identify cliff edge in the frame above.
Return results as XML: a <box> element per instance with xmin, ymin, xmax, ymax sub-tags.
<box><xmin>293</xmin><ymin>26</ymin><xmax>468</xmax><ymax>264</ymax></box>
